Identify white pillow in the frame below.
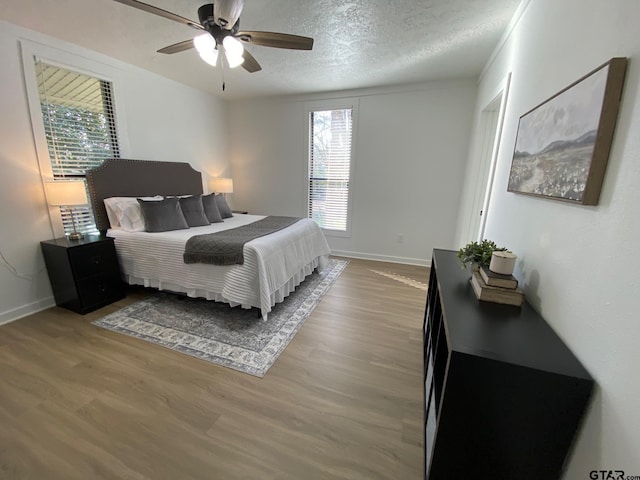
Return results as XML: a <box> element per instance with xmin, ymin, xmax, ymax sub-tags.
<box><xmin>103</xmin><ymin>198</ymin><xmax>122</xmax><ymax>229</ymax></box>
<box><xmin>103</xmin><ymin>196</ymin><xmax>162</xmax><ymax>231</ymax></box>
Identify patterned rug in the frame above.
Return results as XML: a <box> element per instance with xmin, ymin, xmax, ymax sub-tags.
<box><xmin>92</xmin><ymin>259</ymin><xmax>348</xmax><ymax>377</ymax></box>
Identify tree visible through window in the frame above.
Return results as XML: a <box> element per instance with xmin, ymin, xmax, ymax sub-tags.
<box><xmin>308</xmin><ymin>108</ymin><xmax>353</xmax><ymax>232</ymax></box>
<box><xmin>36</xmin><ymin>60</ymin><xmax>120</xmax><ymax>235</ymax></box>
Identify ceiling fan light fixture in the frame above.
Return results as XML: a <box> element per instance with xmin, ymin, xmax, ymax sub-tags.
<box><xmin>193</xmin><ymin>33</ymin><xmax>216</xmax><ymax>54</ymax></box>
<box><xmin>222</xmin><ymin>35</ymin><xmax>244</xmax><ymax>68</ymax></box>
<box><xmin>225</xmin><ymin>51</ymin><xmax>245</xmax><ymax>68</ymax></box>
<box><xmin>223</xmin><ymin>35</ymin><xmax>244</xmax><ymax>57</ymax></box>
<box><xmin>199</xmin><ymin>48</ymin><xmax>219</xmax><ymax>66</ymax></box>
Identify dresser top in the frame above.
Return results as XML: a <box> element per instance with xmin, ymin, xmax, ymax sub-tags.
<box><xmin>432</xmin><ymin>249</ymin><xmax>592</xmax><ymax>380</ymax></box>
<box><xmin>40</xmin><ymin>234</ymin><xmax>111</xmax><ymax>248</ymax></box>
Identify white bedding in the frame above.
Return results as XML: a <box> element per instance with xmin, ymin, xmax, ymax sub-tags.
<box><xmin>107</xmin><ymin>214</ymin><xmax>331</xmax><ymax>319</ymax></box>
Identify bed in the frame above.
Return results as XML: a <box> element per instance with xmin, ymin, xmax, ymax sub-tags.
<box><xmin>86</xmin><ymin>159</ymin><xmax>331</xmax><ymax>319</ymax></box>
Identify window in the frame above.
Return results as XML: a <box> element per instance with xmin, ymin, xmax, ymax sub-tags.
<box><xmin>35</xmin><ymin>60</ymin><xmax>120</xmax><ymax>235</ymax></box>
<box><xmin>308</xmin><ymin>107</ymin><xmax>353</xmax><ymax>233</ymax></box>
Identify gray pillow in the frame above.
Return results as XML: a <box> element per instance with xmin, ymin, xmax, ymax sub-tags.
<box><xmin>202</xmin><ymin>193</ymin><xmax>223</xmax><ymax>223</ymax></box>
<box><xmin>179</xmin><ymin>195</ymin><xmax>209</xmax><ymax>227</ymax></box>
<box><xmin>137</xmin><ymin>197</ymin><xmax>189</xmax><ymax>232</ymax></box>
<box><xmin>215</xmin><ymin>194</ymin><xmax>233</xmax><ymax>219</ymax></box>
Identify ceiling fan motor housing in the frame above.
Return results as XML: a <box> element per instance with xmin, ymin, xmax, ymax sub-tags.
<box><xmin>198</xmin><ymin>3</ymin><xmax>239</xmax><ymax>41</ymax></box>
<box><xmin>197</xmin><ymin>4</ymin><xmax>214</xmax><ymax>26</ymax></box>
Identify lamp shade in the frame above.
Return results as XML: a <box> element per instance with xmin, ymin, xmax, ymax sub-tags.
<box><xmin>225</xmin><ymin>52</ymin><xmax>245</xmax><ymax>69</ymax></box>
<box><xmin>223</xmin><ymin>36</ymin><xmax>245</xmax><ymax>68</ymax></box>
<box><xmin>194</xmin><ymin>33</ymin><xmax>216</xmax><ymax>54</ymax></box>
<box><xmin>209</xmin><ymin>177</ymin><xmax>233</xmax><ymax>194</ymax></box>
<box><xmin>194</xmin><ymin>33</ymin><xmax>218</xmax><ymax>66</ymax></box>
<box><xmin>45</xmin><ymin>181</ymin><xmax>88</xmax><ymax>206</ymax></box>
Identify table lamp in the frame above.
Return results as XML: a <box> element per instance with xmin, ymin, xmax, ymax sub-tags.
<box><xmin>45</xmin><ymin>180</ymin><xmax>88</xmax><ymax>240</ymax></box>
<box><xmin>209</xmin><ymin>177</ymin><xmax>233</xmax><ymax>197</ymax></box>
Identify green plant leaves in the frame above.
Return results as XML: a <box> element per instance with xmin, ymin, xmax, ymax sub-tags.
<box><xmin>457</xmin><ymin>239</ymin><xmax>508</xmax><ymax>268</ymax></box>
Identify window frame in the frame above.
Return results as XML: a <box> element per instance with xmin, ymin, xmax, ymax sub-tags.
<box><xmin>304</xmin><ymin>98</ymin><xmax>358</xmax><ymax>238</ymax></box>
<box><xmin>20</xmin><ymin>39</ymin><xmax>130</xmax><ymax>238</ymax></box>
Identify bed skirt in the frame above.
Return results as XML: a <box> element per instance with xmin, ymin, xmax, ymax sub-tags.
<box><xmin>122</xmin><ymin>254</ymin><xmax>328</xmax><ymax>320</ymax></box>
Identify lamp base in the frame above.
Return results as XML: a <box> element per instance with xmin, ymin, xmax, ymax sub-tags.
<box><xmin>68</xmin><ymin>232</ymin><xmax>84</xmax><ymax>241</ymax></box>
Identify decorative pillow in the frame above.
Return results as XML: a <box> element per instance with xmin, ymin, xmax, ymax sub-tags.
<box><xmin>104</xmin><ymin>196</ymin><xmax>162</xmax><ymax>231</ymax></box>
<box><xmin>202</xmin><ymin>193</ymin><xmax>223</xmax><ymax>223</ymax></box>
<box><xmin>215</xmin><ymin>194</ymin><xmax>233</xmax><ymax>219</ymax></box>
<box><xmin>137</xmin><ymin>197</ymin><xmax>189</xmax><ymax>232</ymax></box>
<box><xmin>178</xmin><ymin>195</ymin><xmax>209</xmax><ymax>227</ymax></box>
<box><xmin>103</xmin><ymin>199</ymin><xmax>121</xmax><ymax>229</ymax></box>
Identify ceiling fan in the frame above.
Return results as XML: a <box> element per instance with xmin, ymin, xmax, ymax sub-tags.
<box><xmin>113</xmin><ymin>0</ymin><xmax>314</xmax><ymax>76</ymax></box>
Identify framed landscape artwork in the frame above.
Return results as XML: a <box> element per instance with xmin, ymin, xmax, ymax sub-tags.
<box><xmin>508</xmin><ymin>57</ymin><xmax>627</xmax><ymax>205</ymax></box>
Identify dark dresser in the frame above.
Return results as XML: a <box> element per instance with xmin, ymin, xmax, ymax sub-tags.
<box><xmin>424</xmin><ymin>249</ymin><xmax>594</xmax><ymax>479</ymax></box>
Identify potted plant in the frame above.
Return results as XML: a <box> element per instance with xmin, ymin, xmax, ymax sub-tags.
<box><xmin>457</xmin><ymin>239</ymin><xmax>508</xmax><ymax>270</ymax></box>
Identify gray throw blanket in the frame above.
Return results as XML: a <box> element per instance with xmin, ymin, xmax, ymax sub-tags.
<box><xmin>183</xmin><ymin>216</ymin><xmax>302</xmax><ymax>265</ymax></box>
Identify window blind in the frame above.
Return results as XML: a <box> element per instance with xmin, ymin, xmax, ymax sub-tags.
<box><xmin>308</xmin><ymin>108</ymin><xmax>353</xmax><ymax>232</ymax></box>
<box><xmin>36</xmin><ymin>60</ymin><xmax>120</xmax><ymax>235</ymax></box>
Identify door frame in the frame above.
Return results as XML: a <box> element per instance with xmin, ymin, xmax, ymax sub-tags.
<box><xmin>475</xmin><ymin>73</ymin><xmax>512</xmax><ymax>241</ymax></box>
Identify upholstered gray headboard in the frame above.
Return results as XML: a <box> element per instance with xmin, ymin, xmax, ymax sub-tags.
<box><xmin>86</xmin><ymin>159</ymin><xmax>203</xmax><ymax>233</ymax></box>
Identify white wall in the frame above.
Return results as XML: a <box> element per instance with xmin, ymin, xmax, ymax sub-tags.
<box><xmin>229</xmin><ymin>80</ymin><xmax>477</xmax><ymax>265</ymax></box>
<box><xmin>0</xmin><ymin>21</ymin><xmax>228</xmax><ymax>324</ymax></box>
<box><xmin>456</xmin><ymin>1</ymin><xmax>640</xmax><ymax>477</ymax></box>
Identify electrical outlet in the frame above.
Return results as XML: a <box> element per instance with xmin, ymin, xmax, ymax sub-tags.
<box><xmin>397</xmin><ymin>233</ymin><xmax>404</xmax><ymax>243</ymax></box>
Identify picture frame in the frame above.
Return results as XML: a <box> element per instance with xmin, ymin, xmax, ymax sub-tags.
<box><xmin>507</xmin><ymin>57</ymin><xmax>627</xmax><ymax>205</ymax></box>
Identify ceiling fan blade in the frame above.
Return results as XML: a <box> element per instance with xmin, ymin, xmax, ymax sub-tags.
<box><xmin>236</xmin><ymin>31</ymin><xmax>314</xmax><ymax>50</ymax></box>
<box><xmin>241</xmin><ymin>50</ymin><xmax>262</xmax><ymax>73</ymax></box>
<box><xmin>157</xmin><ymin>39</ymin><xmax>195</xmax><ymax>55</ymax></box>
<box><xmin>112</xmin><ymin>0</ymin><xmax>204</xmax><ymax>30</ymax></box>
<box><xmin>213</xmin><ymin>0</ymin><xmax>245</xmax><ymax>29</ymax></box>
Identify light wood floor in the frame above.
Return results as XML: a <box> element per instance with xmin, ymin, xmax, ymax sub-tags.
<box><xmin>0</xmin><ymin>258</ymin><xmax>428</xmax><ymax>480</ymax></box>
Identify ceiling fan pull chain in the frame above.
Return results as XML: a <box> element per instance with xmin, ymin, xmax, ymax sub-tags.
<box><xmin>220</xmin><ymin>57</ymin><xmax>226</xmax><ymax>91</ymax></box>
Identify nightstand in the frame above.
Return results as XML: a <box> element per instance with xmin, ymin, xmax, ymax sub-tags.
<box><xmin>40</xmin><ymin>235</ymin><xmax>125</xmax><ymax>314</ymax></box>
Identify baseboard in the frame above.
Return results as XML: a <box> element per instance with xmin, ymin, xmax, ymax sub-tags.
<box><xmin>0</xmin><ymin>296</ymin><xmax>55</xmax><ymax>326</ymax></box>
<box><xmin>330</xmin><ymin>250</ymin><xmax>430</xmax><ymax>267</ymax></box>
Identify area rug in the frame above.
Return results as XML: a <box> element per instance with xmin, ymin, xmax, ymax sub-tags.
<box><xmin>92</xmin><ymin>258</ymin><xmax>348</xmax><ymax>377</ymax></box>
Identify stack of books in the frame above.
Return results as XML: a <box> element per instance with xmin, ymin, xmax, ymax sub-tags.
<box><xmin>470</xmin><ymin>266</ymin><xmax>524</xmax><ymax>307</ymax></box>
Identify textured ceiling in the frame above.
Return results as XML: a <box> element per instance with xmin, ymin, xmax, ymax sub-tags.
<box><xmin>1</xmin><ymin>0</ymin><xmax>521</xmax><ymax>100</ymax></box>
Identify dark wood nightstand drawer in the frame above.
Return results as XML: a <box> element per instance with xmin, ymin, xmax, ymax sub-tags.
<box><xmin>76</xmin><ymin>274</ymin><xmax>124</xmax><ymax>311</ymax></box>
<box><xmin>69</xmin><ymin>241</ymin><xmax>119</xmax><ymax>278</ymax></box>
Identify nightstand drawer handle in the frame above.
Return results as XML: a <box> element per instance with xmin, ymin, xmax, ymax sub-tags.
<box><xmin>92</xmin><ymin>255</ymin><xmax>102</xmax><ymax>265</ymax></box>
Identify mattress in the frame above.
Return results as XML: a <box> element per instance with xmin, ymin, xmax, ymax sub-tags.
<box><xmin>107</xmin><ymin>214</ymin><xmax>331</xmax><ymax>319</ymax></box>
